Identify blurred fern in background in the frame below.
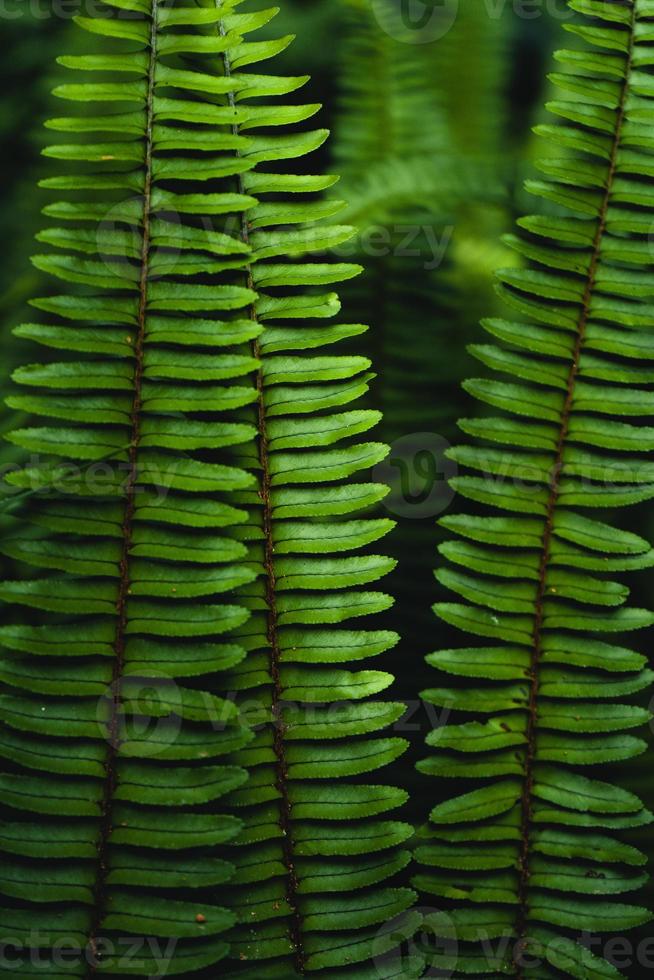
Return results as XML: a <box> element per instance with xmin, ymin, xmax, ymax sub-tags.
<box><xmin>326</xmin><ymin>0</ymin><xmax>525</xmax><ymax>811</ymax></box>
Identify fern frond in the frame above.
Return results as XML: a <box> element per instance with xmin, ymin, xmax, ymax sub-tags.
<box><xmin>416</xmin><ymin>1</ymin><xmax>654</xmax><ymax>976</ymax></box>
<box><xmin>203</xmin><ymin>6</ymin><xmax>419</xmax><ymax>976</ymax></box>
<box><xmin>0</xmin><ymin>0</ymin><xmax>415</xmax><ymax>976</ymax></box>
<box><xmin>0</xmin><ymin>1</ymin><xmax>264</xmax><ymax>974</ymax></box>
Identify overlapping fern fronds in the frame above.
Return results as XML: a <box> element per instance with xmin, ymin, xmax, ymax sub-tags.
<box><xmin>416</xmin><ymin>1</ymin><xmax>654</xmax><ymax>975</ymax></box>
<box><xmin>0</xmin><ymin>0</ymin><xmax>415</xmax><ymax>976</ymax></box>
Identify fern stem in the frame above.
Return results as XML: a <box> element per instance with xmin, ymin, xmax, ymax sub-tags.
<box><xmin>513</xmin><ymin>4</ymin><xmax>637</xmax><ymax>972</ymax></box>
<box><xmin>219</xmin><ymin>25</ymin><xmax>307</xmax><ymax>975</ymax></box>
<box><xmin>371</xmin><ymin>255</ymin><xmax>389</xmax><ymax>417</ymax></box>
<box><xmin>86</xmin><ymin>0</ymin><xmax>158</xmax><ymax>969</ymax></box>
<box><xmin>251</xmin><ymin>290</ymin><xmax>307</xmax><ymax>977</ymax></box>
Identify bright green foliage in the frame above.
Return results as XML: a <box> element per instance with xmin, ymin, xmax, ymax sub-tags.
<box><xmin>417</xmin><ymin>1</ymin><xmax>654</xmax><ymax>976</ymax></box>
<box><xmin>207</xmin><ymin>4</ymin><xmax>417</xmax><ymax>975</ymax></box>
<box><xmin>0</xmin><ymin>0</ymin><xmax>413</xmax><ymax>976</ymax></box>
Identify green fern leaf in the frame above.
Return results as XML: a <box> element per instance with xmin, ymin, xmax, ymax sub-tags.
<box><xmin>416</xmin><ymin>1</ymin><xmax>654</xmax><ymax>977</ymax></box>
<box><xmin>203</xmin><ymin>5</ymin><xmax>417</xmax><ymax>976</ymax></box>
<box><xmin>0</xmin><ymin>0</ymin><xmax>414</xmax><ymax>976</ymax></box>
